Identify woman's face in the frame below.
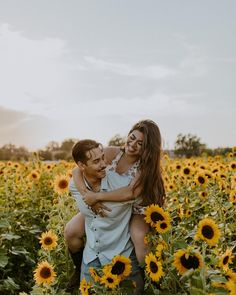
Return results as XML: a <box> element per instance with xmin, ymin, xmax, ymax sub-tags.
<box><xmin>125</xmin><ymin>130</ymin><xmax>144</xmax><ymax>157</ymax></box>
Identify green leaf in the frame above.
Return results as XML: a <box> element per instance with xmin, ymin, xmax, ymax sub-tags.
<box><xmin>10</xmin><ymin>247</ymin><xmax>29</xmax><ymax>256</ymax></box>
<box><xmin>1</xmin><ymin>233</ymin><xmax>21</xmax><ymax>240</ymax></box>
<box><xmin>0</xmin><ymin>219</ymin><xmax>10</xmax><ymax>228</ymax></box>
<box><xmin>0</xmin><ymin>249</ymin><xmax>8</xmax><ymax>268</ymax></box>
<box><xmin>3</xmin><ymin>277</ymin><xmax>20</xmax><ymax>291</ymax></box>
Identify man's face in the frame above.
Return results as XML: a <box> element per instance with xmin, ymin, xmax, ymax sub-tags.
<box><xmin>83</xmin><ymin>147</ymin><xmax>107</xmax><ymax>179</ymax></box>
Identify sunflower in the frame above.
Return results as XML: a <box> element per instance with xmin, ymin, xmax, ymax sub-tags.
<box><xmin>155</xmin><ymin>220</ymin><xmax>171</xmax><ymax>234</ymax></box>
<box><xmin>145</xmin><ymin>252</ymin><xmax>164</xmax><ymax>282</ymax></box>
<box><xmin>100</xmin><ymin>272</ymin><xmax>120</xmax><ymax>289</ymax></box>
<box><xmin>194</xmin><ymin>173</ymin><xmax>208</xmax><ymax>187</ymax></box>
<box><xmin>39</xmin><ymin>230</ymin><xmax>58</xmax><ymax>250</ymax></box>
<box><xmin>144</xmin><ymin>204</ymin><xmax>170</xmax><ymax>228</ymax></box>
<box><xmin>80</xmin><ymin>277</ymin><xmax>92</xmax><ymax>295</ymax></box>
<box><xmin>89</xmin><ymin>267</ymin><xmax>101</xmax><ymax>283</ymax></box>
<box><xmin>33</xmin><ymin>261</ymin><xmax>56</xmax><ymax>285</ymax></box>
<box><xmin>28</xmin><ymin>170</ymin><xmax>40</xmax><ymax>181</ymax></box>
<box><xmin>53</xmin><ymin>174</ymin><xmax>70</xmax><ymax>195</ymax></box>
<box><xmin>225</xmin><ymin>280</ymin><xmax>236</xmax><ymax>295</ymax></box>
<box><xmin>199</xmin><ymin>191</ymin><xmax>208</xmax><ymax>199</ymax></box>
<box><xmin>173</xmin><ymin>249</ymin><xmax>203</xmax><ymax>274</ymax></box>
<box><xmin>229</xmin><ymin>191</ymin><xmax>236</xmax><ymax>203</ymax></box>
<box><xmin>110</xmin><ymin>255</ymin><xmax>132</xmax><ymax>279</ymax></box>
<box><xmin>185</xmin><ymin>209</ymin><xmax>192</xmax><ymax>218</ymax></box>
<box><xmin>195</xmin><ymin>218</ymin><xmax>221</xmax><ymax>246</ymax></box>
<box><xmin>226</xmin><ymin>269</ymin><xmax>236</xmax><ymax>282</ymax></box>
<box><xmin>219</xmin><ymin>249</ymin><xmax>234</xmax><ymax>271</ymax></box>
<box><xmin>181</xmin><ymin>166</ymin><xmax>193</xmax><ymax>178</ymax></box>
<box><xmin>155</xmin><ymin>244</ymin><xmax>165</xmax><ymax>258</ymax></box>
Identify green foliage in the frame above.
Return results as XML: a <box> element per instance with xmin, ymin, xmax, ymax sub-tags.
<box><xmin>174</xmin><ymin>133</ymin><xmax>206</xmax><ymax>158</ymax></box>
<box><xmin>108</xmin><ymin>134</ymin><xmax>126</xmax><ymax>147</ymax></box>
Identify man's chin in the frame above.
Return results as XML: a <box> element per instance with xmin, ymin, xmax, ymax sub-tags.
<box><xmin>98</xmin><ymin>171</ymin><xmax>106</xmax><ymax>178</ymax></box>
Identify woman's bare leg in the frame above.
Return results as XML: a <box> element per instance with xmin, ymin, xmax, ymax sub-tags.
<box><xmin>64</xmin><ymin>212</ymin><xmax>85</xmax><ymax>253</ymax></box>
<box><xmin>130</xmin><ymin>214</ymin><xmax>149</xmax><ymax>264</ymax></box>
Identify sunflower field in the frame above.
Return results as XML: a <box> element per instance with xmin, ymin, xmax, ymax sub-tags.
<box><xmin>0</xmin><ymin>149</ymin><xmax>236</xmax><ymax>295</ymax></box>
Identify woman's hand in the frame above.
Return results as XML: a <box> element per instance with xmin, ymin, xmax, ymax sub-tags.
<box><xmin>90</xmin><ymin>202</ymin><xmax>111</xmax><ymax>217</ymax></box>
<box><xmin>83</xmin><ymin>191</ymin><xmax>99</xmax><ymax>206</ymax></box>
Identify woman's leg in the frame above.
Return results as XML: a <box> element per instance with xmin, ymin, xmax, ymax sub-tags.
<box><xmin>130</xmin><ymin>214</ymin><xmax>149</xmax><ymax>264</ymax></box>
<box><xmin>64</xmin><ymin>212</ymin><xmax>85</xmax><ymax>253</ymax></box>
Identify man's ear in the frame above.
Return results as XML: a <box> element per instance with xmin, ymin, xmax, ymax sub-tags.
<box><xmin>77</xmin><ymin>161</ymin><xmax>86</xmax><ymax>171</ymax></box>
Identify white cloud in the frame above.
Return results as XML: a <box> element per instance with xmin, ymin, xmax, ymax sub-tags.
<box><xmin>0</xmin><ymin>23</ymin><xmax>75</xmax><ymax>114</ymax></box>
<box><xmin>84</xmin><ymin>56</ymin><xmax>177</xmax><ymax>79</ymax></box>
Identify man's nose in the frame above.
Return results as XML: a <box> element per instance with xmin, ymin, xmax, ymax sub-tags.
<box><xmin>101</xmin><ymin>159</ymin><xmax>106</xmax><ymax>168</ymax></box>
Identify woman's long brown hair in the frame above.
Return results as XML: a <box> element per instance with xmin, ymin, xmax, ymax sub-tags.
<box><xmin>130</xmin><ymin>120</ymin><xmax>165</xmax><ymax>207</ymax></box>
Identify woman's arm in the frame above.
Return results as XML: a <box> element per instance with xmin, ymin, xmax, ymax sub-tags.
<box><xmin>72</xmin><ymin>166</ymin><xmax>89</xmax><ymax>195</ymax></box>
<box><xmin>83</xmin><ymin>173</ymin><xmax>141</xmax><ymax>206</ymax></box>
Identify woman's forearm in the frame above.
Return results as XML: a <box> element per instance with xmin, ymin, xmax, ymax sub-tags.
<box><xmin>97</xmin><ymin>186</ymin><xmax>135</xmax><ymax>202</ymax></box>
<box><xmin>72</xmin><ymin>167</ymin><xmax>89</xmax><ymax>195</ymax></box>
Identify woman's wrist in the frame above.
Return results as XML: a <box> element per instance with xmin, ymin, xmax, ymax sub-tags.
<box><xmin>96</xmin><ymin>192</ymin><xmax>103</xmax><ymax>202</ymax></box>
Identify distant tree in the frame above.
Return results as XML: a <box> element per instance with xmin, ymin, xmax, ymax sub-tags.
<box><xmin>0</xmin><ymin>144</ymin><xmax>29</xmax><ymax>160</ymax></box>
<box><xmin>174</xmin><ymin>133</ymin><xmax>206</xmax><ymax>158</ymax></box>
<box><xmin>108</xmin><ymin>134</ymin><xmax>126</xmax><ymax>147</ymax></box>
<box><xmin>45</xmin><ymin>141</ymin><xmax>60</xmax><ymax>152</ymax></box>
<box><xmin>60</xmin><ymin>139</ymin><xmax>77</xmax><ymax>152</ymax></box>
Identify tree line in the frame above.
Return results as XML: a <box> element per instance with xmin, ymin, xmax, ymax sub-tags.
<box><xmin>0</xmin><ymin>134</ymin><xmax>232</xmax><ymax>161</ymax></box>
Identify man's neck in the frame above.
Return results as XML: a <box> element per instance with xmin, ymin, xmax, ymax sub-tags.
<box><xmin>83</xmin><ymin>173</ymin><xmax>101</xmax><ymax>192</ymax></box>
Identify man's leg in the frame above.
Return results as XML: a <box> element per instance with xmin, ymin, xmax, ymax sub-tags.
<box><xmin>124</xmin><ymin>250</ymin><xmax>144</xmax><ymax>295</ymax></box>
<box><xmin>80</xmin><ymin>257</ymin><xmax>102</xmax><ymax>282</ymax></box>
<box><xmin>64</xmin><ymin>213</ymin><xmax>85</xmax><ymax>291</ymax></box>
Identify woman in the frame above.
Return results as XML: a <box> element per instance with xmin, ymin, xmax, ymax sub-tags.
<box><xmin>64</xmin><ymin>119</ymin><xmax>165</xmax><ymax>289</ymax></box>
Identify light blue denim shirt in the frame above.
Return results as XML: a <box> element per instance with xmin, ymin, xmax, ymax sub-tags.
<box><xmin>69</xmin><ymin>170</ymin><xmax>134</xmax><ymax>265</ymax></box>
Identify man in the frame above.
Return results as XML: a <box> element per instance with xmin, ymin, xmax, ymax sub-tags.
<box><xmin>69</xmin><ymin>139</ymin><xmax>143</xmax><ymax>294</ymax></box>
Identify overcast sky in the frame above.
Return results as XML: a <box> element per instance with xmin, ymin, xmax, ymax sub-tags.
<box><xmin>0</xmin><ymin>0</ymin><xmax>235</xmax><ymax>150</ymax></box>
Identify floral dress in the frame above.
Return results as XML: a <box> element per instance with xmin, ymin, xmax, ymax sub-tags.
<box><xmin>106</xmin><ymin>150</ymin><xmax>145</xmax><ymax>214</ymax></box>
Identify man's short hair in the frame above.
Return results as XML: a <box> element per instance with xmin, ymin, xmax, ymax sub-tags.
<box><xmin>72</xmin><ymin>139</ymin><xmax>101</xmax><ymax>164</ymax></box>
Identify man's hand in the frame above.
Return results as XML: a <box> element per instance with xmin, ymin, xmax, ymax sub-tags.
<box><xmin>91</xmin><ymin>202</ymin><xmax>111</xmax><ymax>217</ymax></box>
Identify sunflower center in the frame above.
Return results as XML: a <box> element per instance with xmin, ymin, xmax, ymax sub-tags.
<box><xmin>223</xmin><ymin>255</ymin><xmax>229</xmax><ymax>265</ymax></box>
<box><xmin>183</xmin><ymin>168</ymin><xmax>190</xmax><ymax>175</ymax></box>
<box><xmin>198</xmin><ymin>176</ymin><xmax>205</xmax><ymax>184</ymax></box>
<box><xmin>59</xmin><ymin>180</ymin><xmax>68</xmax><ymax>189</ymax></box>
<box><xmin>111</xmin><ymin>262</ymin><xmax>125</xmax><ymax>275</ymax></box>
<box><xmin>180</xmin><ymin>254</ymin><xmax>200</xmax><ymax>270</ymax></box>
<box><xmin>151</xmin><ymin>212</ymin><xmax>164</xmax><ymax>222</ymax></box>
<box><xmin>231</xmin><ymin>164</ymin><xmax>236</xmax><ymax>169</ymax></box>
<box><xmin>150</xmin><ymin>261</ymin><xmax>158</xmax><ymax>273</ymax></box>
<box><xmin>40</xmin><ymin>267</ymin><xmax>51</xmax><ymax>279</ymax></box>
<box><xmin>107</xmin><ymin>277</ymin><xmax>114</xmax><ymax>283</ymax></box>
<box><xmin>160</xmin><ymin>222</ymin><xmax>167</xmax><ymax>229</ymax></box>
<box><xmin>202</xmin><ymin>225</ymin><xmax>214</xmax><ymax>239</ymax></box>
<box><xmin>44</xmin><ymin>237</ymin><xmax>53</xmax><ymax>245</ymax></box>
<box><xmin>32</xmin><ymin>173</ymin><xmax>37</xmax><ymax>178</ymax></box>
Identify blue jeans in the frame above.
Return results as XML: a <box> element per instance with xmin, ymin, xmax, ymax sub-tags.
<box><xmin>81</xmin><ymin>250</ymin><xmax>144</xmax><ymax>294</ymax></box>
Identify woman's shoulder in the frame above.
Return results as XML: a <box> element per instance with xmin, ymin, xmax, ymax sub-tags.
<box><xmin>104</xmin><ymin>146</ymin><xmax>122</xmax><ymax>164</ymax></box>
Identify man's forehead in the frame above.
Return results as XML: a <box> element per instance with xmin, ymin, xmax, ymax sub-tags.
<box><xmin>86</xmin><ymin>146</ymin><xmax>104</xmax><ymax>161</ymax></box>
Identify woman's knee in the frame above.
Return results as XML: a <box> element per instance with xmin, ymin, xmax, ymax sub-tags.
<box><xmin>64</xmin><ymin>213</ymin><xmax>85</xmax><ymax>241</ymax></box>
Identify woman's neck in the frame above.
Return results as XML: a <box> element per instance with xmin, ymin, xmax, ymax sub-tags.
<box><xmin>123</xmin><ymin>152</ymin><xmax>139</xmax><ymax>164</ymax></box>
